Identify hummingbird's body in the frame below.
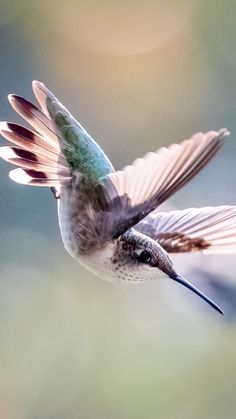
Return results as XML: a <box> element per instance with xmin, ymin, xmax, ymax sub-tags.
<box><xmin>58</xmin><ymin>171</ymin><xmax>169</xmax><ymax>283</ymax></box>
<box><xmin>1</xmin><ymin>81</ymin><xmax>236</xmax><ymax>314</ymax></box>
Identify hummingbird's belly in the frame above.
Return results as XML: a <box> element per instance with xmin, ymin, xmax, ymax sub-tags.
<box><xmin>57</xmin><ymin>196</ymin><xmax>80</xmax><ymax>259</ymax></box>
<box><xmin>57</xmin><ymin>184</ymin><xmax>100</xmax><ymax>257</ymax></box>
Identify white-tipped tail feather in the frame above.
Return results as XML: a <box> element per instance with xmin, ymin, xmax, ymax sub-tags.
<box><xmin>9</xmin><ymin>168</ymin><xmax>70</xmax><ymax>186</ymax></box>
<box><xmin>0</xmin><ymin>83</ymin><xmax>70</xmax><ymax>187</ymax></box>
<box><xmin>8</xmin><ymin>94</ymin><xmax>59</xmax><ymax>151</ymax></box>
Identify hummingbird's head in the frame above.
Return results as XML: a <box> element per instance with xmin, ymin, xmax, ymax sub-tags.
<box><xmin>112</xmin><ymin>229</ymin><xmax>174</xmax><ymax>281</ymax></box>
<box><xmin>112</xmin><ymin>229</ymin><xmax>223</xmax><ymax>314</ymax></box>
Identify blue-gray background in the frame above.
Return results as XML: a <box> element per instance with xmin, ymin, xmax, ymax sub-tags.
<box><xmin>0</xmin><ymin>1</ymin><xmax>236</xmax><ymax>418</ymax></box>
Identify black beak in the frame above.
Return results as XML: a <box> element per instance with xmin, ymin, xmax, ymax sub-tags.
<box><xmin>170</xmin><ymin>272</ymin><xmax>224</xmax><ymax>315</ymax></box>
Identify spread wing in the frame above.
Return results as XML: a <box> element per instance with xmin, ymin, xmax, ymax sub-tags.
<box><xmin>98</xmin><ymin>129</ymin><xmax>229</xmax><ymax>239</ymax></box>
<box><xmin>136</xmin><ymin>206</ymin><xmax>236</xmax><ymax>253</ymax></box>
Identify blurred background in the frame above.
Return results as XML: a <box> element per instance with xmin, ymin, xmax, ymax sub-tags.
<box><xmin>0</xmin><ymin>0</ymin><xmax>236</xmax><ymax>418</ymax></box>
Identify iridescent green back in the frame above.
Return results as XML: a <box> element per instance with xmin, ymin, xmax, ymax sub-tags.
<box><xmin>46</xmin><ymin>95</ymin><xmax>114</xmax><ymax>182</ymax></box>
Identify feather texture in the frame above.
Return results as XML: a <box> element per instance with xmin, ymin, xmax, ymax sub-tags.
<box><xmin>8</xmin><ymin>94</ymin><xmax>60</xmax><ymax>151</ymax></box>
<box><xmin>0</xmin><ymin>146</ymin><xmax>67</xmax><ymax>174</ymax></box>
<box><xmin>32</xmin><ymin>81</ymin><xmax>114</xmax><ymax>179</ymax></box>
<box><xmin>107</xmin><ymin>129</ymin><xmax>228</xmax><ymax>207</ymax></box>
<box><xmin>9</xmin><ymin>168</ymin><xmax>70</xmax><ymax>186</ymax></box>
<box><xmin>137</xmin><ymin>206</ymin><xmax>236</xmax><ymax>253</ymax></box>
<box><xmin>0</xmin><ymin>120</ymin><xmax>69</xmax><ymax>186</ymax></box>
<box><xmin>98</xmin><ymin>129</ymin><xmax>229</xmax><ymax>239</ymax></box>
<box><xmin>0</xmin><ymin>81</ymin><xmax>114</xmax><ymax>185</ymax></box>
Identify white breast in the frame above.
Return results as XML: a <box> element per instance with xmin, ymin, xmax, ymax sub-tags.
<box><xmin>77</xmin><ymin>246</ymin><xmax>169</xmax><ymax>284</ymax></box>
<box><xmin>78</xmin><ymin>245</ymin><xmax>117</xmax><ymax>282</ymax></box>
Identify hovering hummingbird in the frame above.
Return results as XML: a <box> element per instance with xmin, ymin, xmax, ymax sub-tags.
<box><xmin>0</xmin><ymin>81</ymin><xmax>235</xmax><ymax>315</ymax></box>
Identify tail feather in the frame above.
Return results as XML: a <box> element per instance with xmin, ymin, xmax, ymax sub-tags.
<box><xmin>32</xmin><ymin>81</ymin><xmax>114</xmax><ymax>179</ymax></box>
<box><xmin>8</xmin><ymin>94</ymin><xmax>59</xmax><ymax>151</ymax></box>
<box><xmin>0</xmin><ymin>80</ymin><xmax>114</xmax><ymax>187</ymax></box>
<box><xmin>0</xmin><ymin>122</ymin><xmax>60</xmax><ymax>156</ymax></box>
<box><xmin>32</xmin><ymin>80</ymin><xmax>88</xmax><ymax>137</ymax></box>
<box><xmin>0</xmin><ymin>86</ymin><xmax>71</xmax><ymax>188</ymax></box>
<box><xmin>32</xmin><ymin>80</ymin><xmax>50</xmax><ymax>117</ymax></box>
<box><xmin>9</xmin><ymin>168</ymin><xmax>70</xmax><ymax>186</ymax></box>
<box><xmin>0</xmin><ymin>147</ymin><xmax>67</xmax><ymax>174</ymax></box>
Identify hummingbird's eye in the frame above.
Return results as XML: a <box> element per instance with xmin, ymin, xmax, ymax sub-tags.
<box><xmin>138</xmin><ymin>250</ymin><xmax>152</xmax><ymax>264</ymax></box>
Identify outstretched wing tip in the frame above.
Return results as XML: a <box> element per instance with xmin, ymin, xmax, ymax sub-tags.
<box><xmin>218</xmin><ymin>127</ymin><xmax>230</xmax><ymax>138</ymax></box>
<box><xmin>32</xmin><ymin>80</ymin><xmax>47</xmax><ymax>94</ymax></box>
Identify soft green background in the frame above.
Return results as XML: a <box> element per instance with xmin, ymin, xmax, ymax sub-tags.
<box><xmin>0</xmin><ymin>1</ymin><xmax>236</xmax><ymax>418</ymax></box>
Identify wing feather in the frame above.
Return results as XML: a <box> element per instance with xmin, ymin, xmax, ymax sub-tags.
<box><xmin>99</xmin><ymin>129</ymin><xmax>229</xmax><ymax>239</ymax></box>
<box><xmin>136</xmin><ymin>206</ymin><xmax>236</xmax><ymax>253</ymax></box>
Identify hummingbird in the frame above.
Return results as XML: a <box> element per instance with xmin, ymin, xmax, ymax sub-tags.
<box><xmin>0</xmin><ymin>81</ymin><xmax>235</xmax><ymax>315</ymax></box>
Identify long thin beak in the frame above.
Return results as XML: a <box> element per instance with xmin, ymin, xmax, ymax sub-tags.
<box><xmin>170</xmin><ymin>272</ymin><xmax>224</xmax><ymax>315</ymax></box>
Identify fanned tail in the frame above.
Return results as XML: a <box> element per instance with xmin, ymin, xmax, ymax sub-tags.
<box><xmin>0</xmin><ymin>83</ymin><xmax>71</xmax><ymax>187</ymax></box>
